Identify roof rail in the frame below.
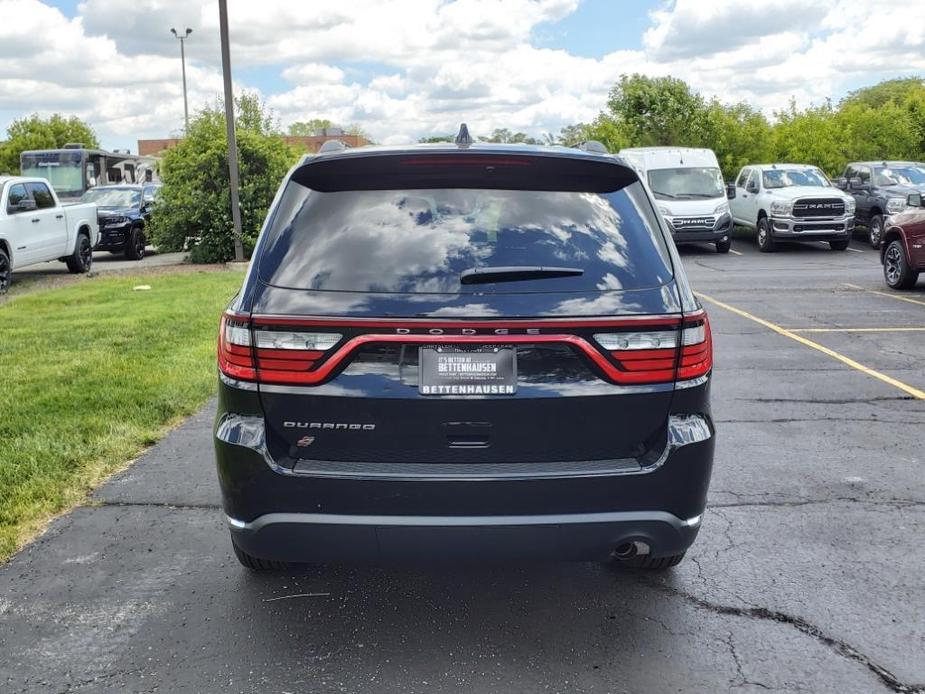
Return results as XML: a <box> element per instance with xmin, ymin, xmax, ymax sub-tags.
<box><xmin>577</xmin><ymin>140</ymin><xmax>608</xmax><ymax>154</ymax></box>
<box><xmin>63</xmin><ymin>142</ymin><xmax>85</xmax><ymax>149</ymax></box>
<box><xmin>318</xmin><ymin>139</ymin><xmax>348</xmax><ymax>154</ymax></box>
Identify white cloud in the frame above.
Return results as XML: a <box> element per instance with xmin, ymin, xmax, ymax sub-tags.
<box><xmin>2</xmin><ymin>0</ymin><xmax>925</xmax><ymax>151</ymax></box>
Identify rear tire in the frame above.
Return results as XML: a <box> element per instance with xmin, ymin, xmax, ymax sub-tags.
<box><xmin>0</xmin><ymin>247</ymin><xmax>11</xmax><ymax>294</ymax></box>
<box><xmin>883</xmin><ymin>240</ymin><xmax>919</xmax><ymax>290</ymax></box>
<box><xmin>715</xmin><ymin>238</ymin><xmax>731</xmax><ymax>254</ymax></box>
<box><xmin>868</xmin><ymin>214</ymin><xmax>884</xmax><ymax>249</ymax></box>
<box><xmin>612</xmin><ymin>552</ymin><xmax>686</xmax><ymax>570</ymax></box>
<box><xmin>757</xmin><ymin>217</ymin><xmax>775</xmax><ymax>252</ymax></box>
<box><xmin>124</xmin><ymin>226</ymin><xmax>146</xmax><ymax>260</ymax></box>
<box><xmin>231</xmin><ymin>537</ymin><xmax>292</xmax><ymax>571</ymax></box>
<box><xmin>829</xmin><ymin>239</ymin><xmax>850</xmax><ymax>251</ymax></box>
<box><xmin>65</xmin><ymin>232</ymin><xmax>92</xmax><ymax>274</ymax></box>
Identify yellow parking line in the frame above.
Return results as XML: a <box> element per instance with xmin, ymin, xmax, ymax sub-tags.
<box><xmin>729</xmin><ymin>249</ymin><xmax>743</xmax><ymax>256</ymax></box>
<box><xmin>844</xmin><ymin>283</ymin><xmax>925</xmax><ymax>308</ymax></box>
<box><xmin>696</xmin><ymin>292</ymin><xmax>925</xmax><ymax>400</ymax></box>
<box><xmin>788</xmin><ymin>327</ymin><xmax>925</xmax><ymax>333</ymax></box>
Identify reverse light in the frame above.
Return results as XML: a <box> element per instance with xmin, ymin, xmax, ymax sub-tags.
<box><xmin>254</xmin><ymin>330</ymin><xmax>342</xmax><ymax>351</ymax></box>
<box><xmin>594</xmin><ymin>331</ymin><xmax>678</xmax><ymax>351</ymax></box>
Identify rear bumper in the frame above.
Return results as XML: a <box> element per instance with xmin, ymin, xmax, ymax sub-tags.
<box><xmin>228</xmin><ymin>509</ymin><xmax>702</xmax><ymax>562</ymax></box>
<box><xmin>214</xmin><ymin>379</ymin><xmax>715</xmax><ymax>562</ymax></box>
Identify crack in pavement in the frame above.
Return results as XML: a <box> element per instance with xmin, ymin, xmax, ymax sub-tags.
<box><xmin>646</xmin><ymin>579</ymin><xmax>925</xmax><ymax>693</ymax></box>
<box><xmin>89</xmin><ymin>500</ymin><xmax>222</xmax><ymax>511</ymax></box>
<box><xmin>709</xmin><ymin>497</ymin><xmax>925</xmax><ymax>510</ymax></box>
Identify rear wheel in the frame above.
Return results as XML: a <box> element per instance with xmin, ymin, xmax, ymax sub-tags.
<box><xmin>883</xmin><ymin>240</ymin><xmax>919</xmax><ymax>290</ymax></box>
<box><xmin>715</xmin><ymin>238</ymin><xmax>731</xmax><ymax>254</ymax></box>
<box><xmin>125</xmin><ymin>226</ymin><xmax>146</xmax><ymax>260</ymax></box>
<box><xmin>231</xmin><ymin>536</ymin><xmax>292</xmax><ymax>571</ymax></box>
<box><xmin>757</xmin><ymin>217</ymin><xmax>775</xmax><ymax>252</ymax></box>
<box><xmin>868</xmin><ymin>214</ymin><xmax>884</xmax><ymax>249</ymax></box>
<box><xmin>0</xmin><ymin>247</ymin><xmax>11</xmax><ymax>294</ymax></box>
<box><xmin>829</xmin><ymin>239</ymin><xmax>849</xmax><ymax>251</ymax></box>
<box><xmin>65</xmin><ymin>232</ymin><xmax>92</xmax><ymax>274</ymax></box>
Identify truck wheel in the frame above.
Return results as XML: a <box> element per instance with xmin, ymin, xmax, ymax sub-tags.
<box><xmin>65</xmin><ymin>232</ymin><xmax>93</xmax><ymax>274</ymax></box>
<box><xmin>757</xmin><ymin>217</ymin><xmax>775</xmax><ymax>252</ymax></box>
<box><xmin>829</xmin><ymin>239</ymin><xmax>850</xmax><ymax>251</ymax></box>
<box><xmin>231</xmin><ymin>536</ymin><xmax>292</xmax><ymax>571</ymax></box>
<box><xmin>868</xmin><ymin>215</ymin><xmax>884</xmax><ymax>249</ymax></box>
<box><xmin>715</xmin><ymin>238</ymin><xmax>731</xmax><ymax>254</ymax></box>
<box><xmin>0</xmin><ymin>247</ymin><xmax>11</xmax><ymax>294</ymax></box>
<box><xmin>125</xmin><ymin>226</ymin><xmax>146</xmax><ymax>260</ymax></box>
<box><xmin>883</xmin><ymin>240</ymin><xmax>919</xmax><ymax>290</ymax></box>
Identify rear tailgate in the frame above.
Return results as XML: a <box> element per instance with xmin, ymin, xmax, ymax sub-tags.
<box><xmin>223</xmin><ymin>149</ymin><xmax>711</xmax><ymax>471</ymax></box>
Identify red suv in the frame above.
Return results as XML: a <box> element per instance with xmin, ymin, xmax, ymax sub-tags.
<box><xmin>881</xmin><ymin>194</ymin><xmax>925</xmax><ymax>290</ymax></box>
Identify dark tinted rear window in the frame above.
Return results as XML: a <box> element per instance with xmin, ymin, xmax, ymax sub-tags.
<box><xmin>258</xmin><ymin>181</ymin><xmax>672</xmax><ymax>294</ymax></box>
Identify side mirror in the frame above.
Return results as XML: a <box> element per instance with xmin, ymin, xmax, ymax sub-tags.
<box><xmin>907</xmin><ymin>193</ymin><xmax>922</xmax><ymax>208</ymax></box>
<box><xmin>746</xmin><ymin>182</ymin><xmax>759</xmax><ymax>194</ymax></box>
<box><xmin>835</xmin><ymin>177</ymin><xmax>847</xmax><ymax>190</ymax></box>
<box><xmin>848</xmin><ymin>177</ymin><xmax>866</xmax><ymax>191</ymax></box>
<box><xmin>726</xmin><ymin>182</ymin><xmax>736</xmax><ymax>200</ymax></box>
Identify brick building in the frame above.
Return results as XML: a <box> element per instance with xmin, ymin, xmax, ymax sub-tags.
<box><xmin>138</xmin><ymin>133</ymin><xmax>370</xmax><ymax>157</ymax></box>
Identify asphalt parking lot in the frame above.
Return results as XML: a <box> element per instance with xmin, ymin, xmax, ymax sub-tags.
<box><xmin>1</xmin><ymin>235</ymin><xmax>923</xmax><ymax>693</ymax></box>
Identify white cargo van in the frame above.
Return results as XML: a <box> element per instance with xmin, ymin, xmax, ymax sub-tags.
<box><xmin>618</xmin><ymin>147</ymin><xmax>732</xmax><ymax>253</ymax></box>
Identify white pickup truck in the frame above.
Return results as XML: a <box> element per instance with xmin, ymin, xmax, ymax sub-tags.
<box><xmin>0</xmin><ymin>176</ymin><xmax>99</xmax><ymax>292</ymax></box>
<box><xmin>729</xmin><ymin>164</ymin><xmax>856</xmax><ymax>252</ymax></box>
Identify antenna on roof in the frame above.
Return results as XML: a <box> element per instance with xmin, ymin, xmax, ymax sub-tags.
<box><xmin>455</xmin><ymin>123</ymin><xmax>474</xmax><ymax>148</ymax></box>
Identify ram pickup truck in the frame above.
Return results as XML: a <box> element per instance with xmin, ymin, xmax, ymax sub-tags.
<box><xmin>81</xmin><ymin>183</ymin><xmax>160</xmax><ymax>260</ymax></box>
<box><xmin>730</xmin><ymin>164</ymin><xmax>855</xmax><ymax>252</ymax></box>
<box><xmin>0</xmin><ymin>176</ymin><xmax>98</xmax><ymax>292</ymax></box>
<box><xmin>835</xmin><ymin>161</ymin><xmax>925</xmax><ymax>249</ymax></box>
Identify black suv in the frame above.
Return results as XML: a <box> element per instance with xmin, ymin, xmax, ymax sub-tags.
<box><xmin>80</xmin><ymin>184</ymin><xmax>160</xmax><ymax>259</ymax></box>
<box><xmin>836</xmin><ymin>162</ymin><xmax>925</xmax><ymax>248</ymax></box>
<box><xmin>214</xmin><ymin>137</ymin><xmax>715</xmax><ymax>571</ymax></box>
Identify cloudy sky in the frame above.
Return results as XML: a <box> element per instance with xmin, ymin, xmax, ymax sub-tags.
<box><xmin>1</xmin><ymin>0</ymin><xmax>924</xmax><ymax>152</ymax></box>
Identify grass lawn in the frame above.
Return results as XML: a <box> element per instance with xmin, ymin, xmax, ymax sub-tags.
<box><xmin>0</xmin><ymin>268</ymin><xmax>244</xmax><ymax>561</ymax></box>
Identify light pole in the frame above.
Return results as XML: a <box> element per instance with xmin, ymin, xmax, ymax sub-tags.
<box><xmin>218</xmin><ymin>0</ymin><xmax>244</xmax><ymax>262</ymax></box>
<box><xmin>170</xmin><ymin>27</ymin><xmax>192</xmax><ymax>132</ymax></box>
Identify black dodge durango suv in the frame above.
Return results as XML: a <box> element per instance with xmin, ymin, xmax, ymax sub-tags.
<box><xmin>215</xmin><ymin>136</ymin><xmax>715</xmax><ymax>571</ymax></box>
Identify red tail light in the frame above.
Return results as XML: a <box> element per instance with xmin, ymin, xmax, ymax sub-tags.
<box><xmin>218</xmin><ymin>312</ymin><xmax>712</xmax><ymax>387</ymax></box>
<box><xmin>595</xmin><ymin>313</ymin><xmax>712</xmax><ymax>384</ymax></box>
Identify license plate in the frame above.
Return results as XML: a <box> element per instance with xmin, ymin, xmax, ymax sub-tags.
<box><xmin>419</xmin><ymin>347</ymin><xmax>517</xmax><ymax>395</ymax></box>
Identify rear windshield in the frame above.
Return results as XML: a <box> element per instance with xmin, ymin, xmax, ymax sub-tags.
<box><xmin>258</xmin><ymin>181</ymin><xmax>673</xmax><ymax>294</ymax></box>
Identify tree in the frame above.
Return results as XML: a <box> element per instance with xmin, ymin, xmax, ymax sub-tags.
<box><xmin>148</xmin><ymin>92</ymin><xmax>300</xmax><ymax>263</ymax></box>
<box><xmin>418</xmin><ymin>135</ymin><xmax>454</xmax><ymax>143</ymax></box>
<box><xmin>605</xmin><ymin>74</ymin><xmax>711</xmax><ymax>147</ymax></box>
<box><xmin>288</xmin><ymin>119</ymin><xmax>334</xmax><ymax>136</ymax></box>
<box><xmin>703</xmin><ymin>100</ymin><xmax>772</xmax><ymax>180</ymax></box>
<box><xmin>482</xmin><ymin>128</ymin><xmax>541</xmax><ymax>145</ymax></box>
<box><xmin>0</xmin><ymin>114</ymin><xmax>99</xmax><ymax>175</ymax></box>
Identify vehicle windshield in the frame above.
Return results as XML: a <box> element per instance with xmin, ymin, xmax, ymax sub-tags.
<box><xmin>763</xmin><ymin>168</ymin><xmax>830</xmax><ymax>189</ymax></box>
<box><xmin>80</xmin><ymin>187</ymin><xmax>142</xmax><ymax>208</ymax></box>
<box><xmin>20</xmin><ymin>152</ymin><xmax>84</xmax><ymax>198</ymax></box>
<box><xmin>646</xmin><ymin>167</ymin><xmax>724</xmax><ymax>200</ymax></box>
<box><xmin>874</xmin><ymin>165</ymin><xmax>925</xmax><ymax>186</ymax></box>
<box><xmin>259</xmin><ymin>181</ymin><xmax>673</xmax><ymax>294</ymax></box>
